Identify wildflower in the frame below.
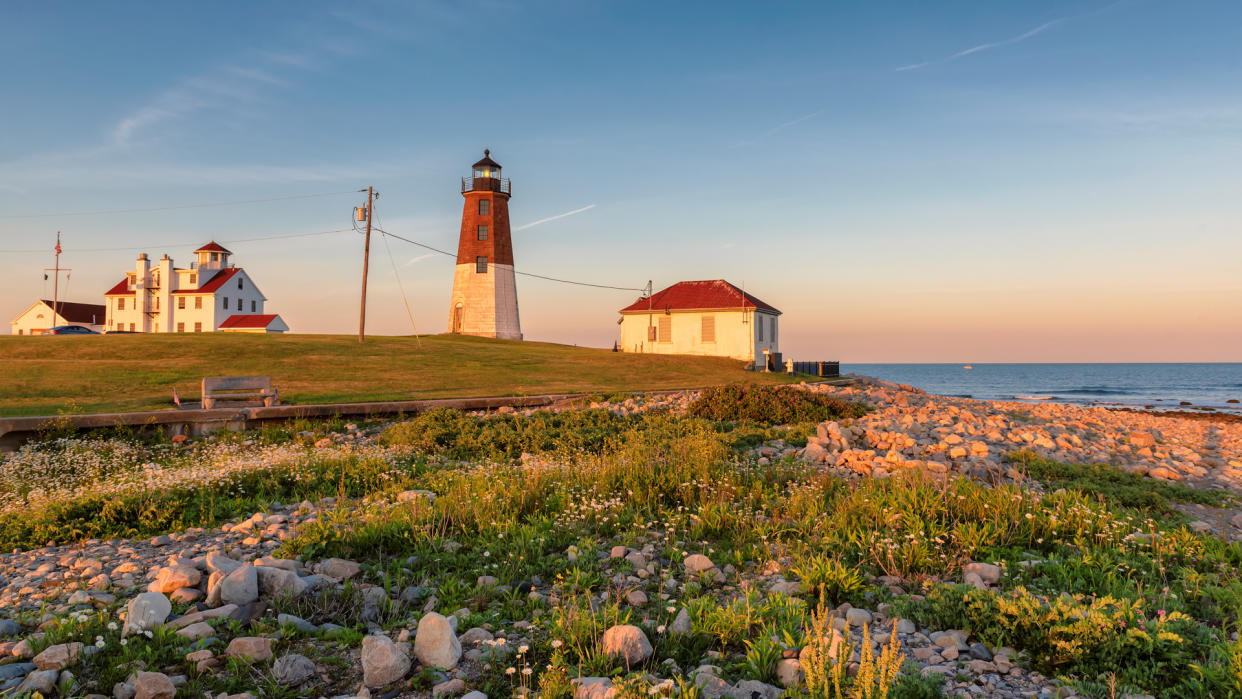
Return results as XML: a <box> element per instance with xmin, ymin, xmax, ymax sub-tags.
<box><xmin>95</xmin><ymin>640</ymin><xmax>105</xmax><ymax>648</ymax></box>
<box><xmin>522</xmin><ymin>667</ymin><xmax>533</xmax><ymax>676</ymax></box>
<box><xmin>144</xmin><ymin>630</ymin><xmax>153</xmax><ymax>638</ymax></box>
<box><xmin>518</xmin><ymin>644</ymin><xmax>529</xmax><ymax>654</ymax></box>
<box><xmin>657</xmin><ymin>625</ymin><xmax>666</xmax><ymax>634</ymax></box>
<box><xmin>551</xmin><ymin>639</ymin><xmax>562</xmax><ymax>648</ymax></box>
<box><xmin>506</xmin><ymin>667</ymin><xmax>516</xmax><ymax>675</ymax></box>
<box><xmin>120</xmin><ymin>639</ymin><xmax>128</xmax><ymax>646</ymax></box>
<box><xmin>107</xmin><ymin>622</ymin><xmax>118</xmax><ymax>631</ymax></box>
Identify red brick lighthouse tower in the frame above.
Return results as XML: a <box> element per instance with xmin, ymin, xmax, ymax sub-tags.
<box><xmin>448</xmin><ymin>150</ymin><xmax>522</xmax><ymax>340</ymax></box>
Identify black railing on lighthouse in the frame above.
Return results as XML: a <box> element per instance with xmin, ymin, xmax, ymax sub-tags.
<box><xmin>462</xmin><ymin>177</ymin><xmax>512</xmax><ymax>195</ymax></box>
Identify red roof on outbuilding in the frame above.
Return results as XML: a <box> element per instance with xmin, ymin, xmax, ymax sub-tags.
<box><xmin>219</xmin><ymin>314</ymin><xmax>279</xmax><ymax>329</ymax></box>
<box><xmin>104</xmin><ymin>278</ymin><xmax>134</xmax><ymax>296</ymax></box>
<box><xmin>619</xmin><ymin>280</ymin><xmax>780</xmax><ymax>314</ymax></box>
<box><xmin>194</xmin><ymin>241</ymin><xmax>232</xmax><ymax>254</ymax></box>
<box><xmin>40</xmin><ymin>300</ymin><xmax>106</xmax><ymax>324</ymax></box>
<box><xmin>171</xmin><ymin>267</ymin><xmax>239</xmax><ymax>294</ymax></box>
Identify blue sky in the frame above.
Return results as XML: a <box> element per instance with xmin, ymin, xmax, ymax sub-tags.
<box><xmin>2</xmin><ymin>1</ymin><xmax>1240</xmax><ymax>361</ymax></box>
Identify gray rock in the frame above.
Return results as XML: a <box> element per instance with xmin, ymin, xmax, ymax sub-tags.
<box><xmin>729</xmin><ymin>680</ymin><xmax>781</xmax><ymax>699</ymax></box>
<box><xmin>969</xmin><ymin>642</ymin><xmax>993</xmax><ymax>660</ymax></box>
<box><xmin>684</xmin><ymin>554</ymin><xmax>716</xmax><ymax>575</ymax></box>
<box><xmin>278</xmin><ymin>613</ymin><xmax>318</xmax><ymax>633</ymax></box>
<box><xmin>0</xmin><ymin>618</ymin><xmax>20</xmax><ymax>637</ymax></box>
<box><xmin>601</xmin><ymin>624</ymin><xmax>652</xmax><ymax>666</ymax></box>
<box><xmin>273</xmin><ymin>653</ymin><xmax>316</xmax><ymax>686</ymax></box>
<box><xmin>670</xmin><ymin>608</ymin><xmax>692</xmax><ymax>635</ymax></box>
<box><xmin>254</xmin><ymin>565</ymin><xmax>308</xmax><ymax>598</ymax></box>
<box><xmin>414</xmin><ymin>613</ymin><xmax>462</xmax><ymax>669</ymax></box>
<box><xmin>844</xmin><ymin>608</ymin><xmax>872</xmax><ymax>627</ymax></box>
<box><xmin>16</xmin><ymin>669</ymin><xmax>59</xmax><ymax>695</ymax></box>
<box><xmin>123</xmin><ymin>592</ymin><xmax>171</xmax><ymax>636</ymax></box>
<box><xmin>220</xmin><ymin>565</ymin><xmax>259</xmax><ymax>606</ymax></box>
<box><xmin>361</xmin><ymin>634</ymin><xmax>411</xmax><ymax>687</ymax></box>
<box><xmin>0</xmin><ymin>663</ymin><xmax>34</xmax><ymax>681</ymax></box>
<box><xmin>113</xmin><ymin>682</ymin><xmax>136</xmax><ymax>699</ymax></box>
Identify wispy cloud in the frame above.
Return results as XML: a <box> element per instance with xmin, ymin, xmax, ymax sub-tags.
<box><xmin>733</xmin><ymin>110</ymin><xmax>825</xmax><ymax>147</ymax></box>
<box><xmin>894</xmin><ymin>0</ymin><xmax>1131</xmax><ymax>73</ymax></box>
<box><xmin>514</xmin><ymin>204</ymin><xmax>596</xmax><ymax>231</ymax></box>
<box><xmin>896</xmin><ymin>17</ymin><xmax>1064</xmax><ymax>72</ymax></box>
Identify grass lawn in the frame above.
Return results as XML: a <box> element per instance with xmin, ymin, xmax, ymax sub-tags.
<box><xmin>0</xmin><ymin>332</ymin><xmax>797</xmax><ymax>417</ymax></box>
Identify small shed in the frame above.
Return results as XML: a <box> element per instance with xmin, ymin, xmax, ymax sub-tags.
<box><xmin>617</xmin><ymin>280</ymin><xmax>780</xmax><ymax>366</ymax></box>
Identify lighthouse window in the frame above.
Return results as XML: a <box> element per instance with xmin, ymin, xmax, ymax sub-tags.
<box><xmin>478</xmin><ymin>200</ymin><xmax>489</xmax><ymax>215</ymax></box>
<box><xmin>476</xmin><ymin>256</ymin><xmax>488</xmax><ymax>273</ymax></box>
<box><xmin>477</xmin><ymin>225</ymin><xmax>488</xmax><ymax>241</ymax></box>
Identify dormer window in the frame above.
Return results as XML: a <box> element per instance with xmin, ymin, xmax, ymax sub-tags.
<box><xmin>189</xmin><ymin>273</ymin><xmax>197</xmax><ymax>285</ymax></box>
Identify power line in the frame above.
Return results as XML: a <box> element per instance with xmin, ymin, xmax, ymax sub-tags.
<box><xmin>0</xmin><ymin>228</ymin><xmax>354</xmax><ymax>254</ymax></box>
<box><xmin>0</xmin><ymin>190</ymin><xmax>358</xmax><ymax>219</ymax></box>
<box><xmin>374</xmin><ymin>226</ymin><xmax>644</xmax><ymax>292</ymax></box>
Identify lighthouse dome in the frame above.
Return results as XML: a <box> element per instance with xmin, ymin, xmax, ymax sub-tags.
<box><xmin>472</xmin><ymin>149</ymin><xmax>502</xmax><ymax>178</ymax></box>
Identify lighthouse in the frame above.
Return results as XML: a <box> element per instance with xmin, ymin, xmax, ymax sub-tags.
<box><xmin>448</xmin><ymin>149</ymin><xmax>522</xmax><ymax>340</ymax></box>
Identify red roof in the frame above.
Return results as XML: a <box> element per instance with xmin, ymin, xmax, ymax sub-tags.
<box><xmin>219</xmin><ymin>314</ymin><xmax>279</xmax><ymax>329</ymax></box>
<box><xmin>40</xmin><ymin>300</ymin><xmax>106</xmax><ymax>324</ymax></box>
<box><xmin>104</xmin><ymin>278</ymin><xmax>134</xmax><ymax>296</ymax></box>
<box><xmin>171</xmin><ymin>267</ymin><xmax>239</xmax><ymax>294</ymax></box>
<box><xmin>619</xmin><ymin>280</ymin><xmax>780</xmax><ymax>314</ymax></box>
<box><xmin>194</xmin><ymin>241</ymin><xmax>232</xmax><ymax>254</ymax></box>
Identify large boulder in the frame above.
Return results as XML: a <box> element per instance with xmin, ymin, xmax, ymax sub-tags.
<box><xmin>254</xmin><ymin>566</ymin><xmax>308</xmax><ymax>598</ymax></box>
<box><xmin>149</xmin><ymin>565</ymin><xmax>201</xmax><ymax>594</ymax></box>
<box><xmin>123</xmin><ymin>592</ymin><xmax>171</xmax><ymax>637</ymax></box>
<box><xmin>319</xmin><ymin>558</ymin><xmax>362</xmax><ymax>580</ymax></box>
<box><xmin>33</xmin><ymin>642</ymin><xmax>83</xmax><ymax>670</ymax></box>
<box><xmin>600</xmin><ymin>625</ymin><xmax>652</xmax><ymax>666</ymax></box>
<box><xmin>414</xmin><ymin>613</ymin><xmax>462</xmax><ymax>669</ymax></box>
<box><xmin>361</xmin><ymin>635</ymin><xmax>411</xmax><ymax>687</ymax></box>
<box><xmin>220</xmin><ymin>565</ymin><xmax>259</xmax><ymax>606</ymax></box>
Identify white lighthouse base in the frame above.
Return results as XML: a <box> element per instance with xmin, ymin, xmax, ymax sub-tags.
<box><xmin>448</xmin><ymin>262</ymin><xmax>522</xmax><ymax>340</ymax></box>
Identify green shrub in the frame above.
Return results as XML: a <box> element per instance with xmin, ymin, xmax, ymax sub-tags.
<box><xmin>688</xmin><ymin>384</ymin><xmax>866</xmax><ymax>425</ymax></box>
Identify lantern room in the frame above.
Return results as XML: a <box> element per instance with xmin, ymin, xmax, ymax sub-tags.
<box><xmin>463</xmin><ymin>149</ymin><xmax>512</xmax><ymax>195</ymax></box>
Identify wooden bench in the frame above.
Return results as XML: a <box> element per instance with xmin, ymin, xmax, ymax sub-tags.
<box><xmin>201</xmin><ymin>376</ymin><xmax>279</xmax><ymax>410</ymax></box>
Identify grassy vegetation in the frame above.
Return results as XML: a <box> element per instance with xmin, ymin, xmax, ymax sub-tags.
<box><xmin>0</xmin><ymin>332</ymin><xmax>798</xmax><ymax>417</ymax></box>
<box><xmin>7</xmin><ymin>391</ymin><xmax>1242</xmax><ymax>697</ymax></box>
<box><xmin>1007</xmin><ymin>449</ymin><xmax>1232</xmax><ymax>515</ymax></box>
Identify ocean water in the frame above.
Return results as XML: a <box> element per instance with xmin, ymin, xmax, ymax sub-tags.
<box><xmin>842</xmin><ymin>363</ymin><xmax>1242</xmax><ymax>413</ymax></box>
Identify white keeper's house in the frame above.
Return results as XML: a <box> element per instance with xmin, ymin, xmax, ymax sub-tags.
<box><xmin>104</xmin><ymin>242</ymin><xmax>288</xmax><ymax>333</ymax></box>
<box><xmin>617</xmin><ymin>279</ymin><xmax>781</xmax><ymax>367</ymax></box>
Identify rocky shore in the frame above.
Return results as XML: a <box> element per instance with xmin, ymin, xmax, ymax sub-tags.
<box><xmin>0</xmin><ymin>377</ymin><xmax>1237</xmax><ymax>698</ymax></box>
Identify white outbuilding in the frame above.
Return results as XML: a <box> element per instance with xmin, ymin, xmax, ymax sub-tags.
<box><xmin>618</xmin><ymin>280</ymin><xmax>781</xmax><ymax>368</ymax></box>
<box><xmin>9</xmin><ymin>299</ymin><xmax>106</xmax><ymax>335</ymax></box>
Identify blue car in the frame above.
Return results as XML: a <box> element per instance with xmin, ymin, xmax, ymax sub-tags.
<box><xmin>41</xmin><ymin>325</ymin><xmax>99</xmax><ymax>335</ymax></box>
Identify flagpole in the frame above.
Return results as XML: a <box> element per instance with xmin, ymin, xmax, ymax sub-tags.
<box><xmin>53</xmin><ymin>232</ymin><xmax>61</xmax><ymax>322</ymax></box>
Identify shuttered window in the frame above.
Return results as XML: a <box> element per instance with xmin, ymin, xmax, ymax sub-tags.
<box><xmin>701</xmin><ymin>315</ymin><xmax>716</xmax><ymax>343</ymax></box>
<box><xmin>658</xmin><ymin>316</ymin><xmax>672</xmax><ymax>343</ymax></box>
<box><xmin>758</xmin><ymin>315</ymin><xmax>764</xmax><ymax>341</ymax></box>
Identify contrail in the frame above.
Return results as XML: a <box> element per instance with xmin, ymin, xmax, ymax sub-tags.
<box><xmin>404</xmin><ymin>253</ymin><xmax>434</xmax><ymax>266</ymax></box>
<box><xmin>892</xmin><ymin>0</ymin><xmax>1138</xmax><ymax>74</ymax></box>
<box><xmin>514</xmin><ymin>204</ymin><xmax>596</xmax><ymax>231</ymax></box>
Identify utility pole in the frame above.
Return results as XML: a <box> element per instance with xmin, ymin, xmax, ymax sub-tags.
<box><xmin>358</xmin><ymin>187</ymin><xmax>374</xmax><ymax>343</ymax></box>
